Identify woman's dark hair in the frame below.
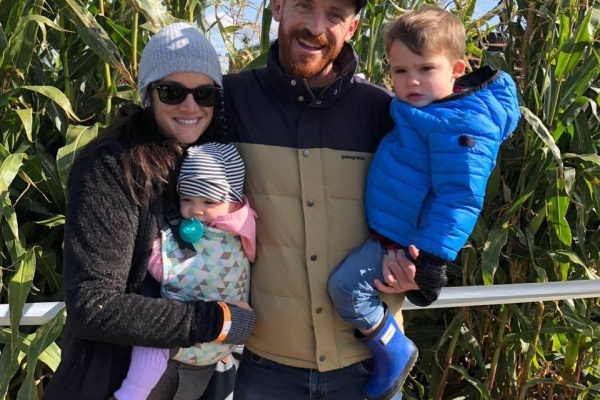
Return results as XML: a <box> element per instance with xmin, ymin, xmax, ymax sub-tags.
<box><xmin>78</xmin><ymin>90</ymin><xmax>227</xmax><ymax>206</ymax></box>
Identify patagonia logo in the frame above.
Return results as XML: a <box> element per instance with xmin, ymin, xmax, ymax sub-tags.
<box><xmin>379</xmin><ymin>324</ymin><xmax>396</xmax><ymax>345</ymax></box>
<box><xmin>459</xmin><ymin>135</ymin><xmax>476</xmax><ymax>148</ymax></box>
<box><xmin>341</xmin><ymin>155</ymin><xmax>365</xmax><ymax>161</ymax></box>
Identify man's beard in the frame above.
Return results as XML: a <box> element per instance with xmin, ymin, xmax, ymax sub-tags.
<box><xmin>278</xmin><ymin>23</ymin><xmax>342</xmax><ymax>79</ymax></box>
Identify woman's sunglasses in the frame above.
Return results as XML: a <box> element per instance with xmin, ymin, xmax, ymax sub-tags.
<box><xmin>149</xmin><ymin>83</ymin><xmax>222</xmax><ymax>107</ymax></box>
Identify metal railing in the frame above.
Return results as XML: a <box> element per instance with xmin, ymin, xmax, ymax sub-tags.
<box><xmin>1</xmin><ymin>280</ymin><xmax>600</xmax><ymax>326</ymax></box>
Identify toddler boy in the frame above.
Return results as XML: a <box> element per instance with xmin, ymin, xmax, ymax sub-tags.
<box><xmin>328</xmin><ymin>6</ymin><xmax>520</xmax><ymax>400</ymax></box>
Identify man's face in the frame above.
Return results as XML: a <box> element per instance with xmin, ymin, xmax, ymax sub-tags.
<box><xmin>273</xmin><ymin>0</ymin><xmax>359</xmax><ymax>82</ymax></box>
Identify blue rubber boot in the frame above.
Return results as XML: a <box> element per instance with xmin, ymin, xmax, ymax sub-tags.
<box><xmin>358</xmin><ymin>305</ymin><xmax>418</xmax><ymax>400</ymax></box>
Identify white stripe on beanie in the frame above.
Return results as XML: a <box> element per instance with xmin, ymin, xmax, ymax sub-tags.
<box><xmin>177</xmin><ymin>143</ymin><xmax>245</xmax><ymax>203</ymax></box>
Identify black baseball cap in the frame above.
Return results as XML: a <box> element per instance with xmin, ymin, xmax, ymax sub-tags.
<box><xmin>356</xmin><ymin>0</ymin><xmax>368</xmax><ymax>9</ymax></box>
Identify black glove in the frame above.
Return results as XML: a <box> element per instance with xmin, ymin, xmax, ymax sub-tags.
<box><xmin>406</xmin><ymin>251</ymin><xmax>448</xmax><ymax>307</ymax></box>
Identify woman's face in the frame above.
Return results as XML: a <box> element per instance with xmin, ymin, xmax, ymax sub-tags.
<box><xmin>151</xmin><ymin>72</ymin><xmax>215</xmax><ymax>144</ymax></box>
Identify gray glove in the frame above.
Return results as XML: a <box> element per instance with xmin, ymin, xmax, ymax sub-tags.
<box><xmin>222</xmin><ymin>304</ymin><xmax>256</xmax><ymax>344</ymax></box>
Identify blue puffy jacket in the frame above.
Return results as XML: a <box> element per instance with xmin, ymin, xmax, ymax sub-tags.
<box><xmin>365</xmin><ymin>66</ymin><xmax>521</xmax><ymax>261</ymax></box>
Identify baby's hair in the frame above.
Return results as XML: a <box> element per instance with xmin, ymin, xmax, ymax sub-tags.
<box><xmin>384</xmin><ymin>6</ymin><xmax>466</xmax><ymax>61</ymax></box>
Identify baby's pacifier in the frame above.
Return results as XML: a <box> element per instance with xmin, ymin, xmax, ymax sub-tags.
<box><xmin>179</xmin><ymin>218</ymin><xmax>204</xmax><ymax>243</ymax></box>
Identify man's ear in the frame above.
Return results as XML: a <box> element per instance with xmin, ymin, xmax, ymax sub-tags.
<box><xmin>344</xmin><ymin>17</ymin><xmax>360</xmax><ymax>41</ymax></box>
<box><xmin>452</xmin><ymin>59</ymin><xmax>467</xmax><ymax>79</ymax></box>
<box><xmin>273</xmin><ymin>0</ymin><xmax>283</xmax><ymax>22</ymax></box>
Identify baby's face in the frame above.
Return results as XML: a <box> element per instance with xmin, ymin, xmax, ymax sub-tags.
<box><xmin>180</xmin><ymin>195</ymin><xmax>238</xmax><ymax>223</ymax></box>
<box><xmin>388</xmin><ymin>40</ymin><xmax>465</xmax><ymax>108</ymax></box>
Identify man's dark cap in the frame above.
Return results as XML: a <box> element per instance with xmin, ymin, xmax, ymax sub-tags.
<box><xmin>356</xmin><ymin>0</ymin><xmax>368</xmax><ymax>10</ymax></box>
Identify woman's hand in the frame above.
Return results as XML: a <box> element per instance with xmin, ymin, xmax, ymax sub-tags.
<box><xmin>228</xmin><ymin>300</ymin><xmax>253</xmax><ymax>312</ymax></box>
<box><xmin>374</xmin><ymin>246</ymin><xmax>420</xmax><ymax>293</ymax></box>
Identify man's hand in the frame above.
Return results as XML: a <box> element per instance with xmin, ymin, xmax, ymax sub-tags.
<box><xmin>374</xmin><ymin>246</ymin><xmax>420</xmax><ymax>293</ymax></box>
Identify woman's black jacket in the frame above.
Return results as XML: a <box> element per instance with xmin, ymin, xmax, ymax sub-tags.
<box><xmin>42</xmin><ymin>138</ymin><xmax>225</xmax><ymax>400</ymax></box>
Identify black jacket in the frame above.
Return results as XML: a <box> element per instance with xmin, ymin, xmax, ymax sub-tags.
<box><xmin>42</xmin><ymin>138</ymin><xmax>225</xmax><ymax>400</ymax></box>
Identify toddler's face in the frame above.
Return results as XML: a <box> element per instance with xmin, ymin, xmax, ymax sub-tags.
<box><xmin>388</xmin><ymin>41</ymin><xmax>465</xmax><ymax>108</ymax></box>
<box><xmin>180</xmin><ymin>195</ymin><xmax>238</xmax><ymax>223</ymax></box>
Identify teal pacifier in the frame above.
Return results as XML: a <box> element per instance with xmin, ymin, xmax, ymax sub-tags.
<box><xmin>179</xmin><ymin>218</ymin><xmax>204</xmax><ymax>243</ymax></box>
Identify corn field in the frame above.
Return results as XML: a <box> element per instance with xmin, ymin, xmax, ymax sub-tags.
<box><xmin>0</xmin><ymin>0</ymin><xmax>598</xmax><ymax>399</ymax></box>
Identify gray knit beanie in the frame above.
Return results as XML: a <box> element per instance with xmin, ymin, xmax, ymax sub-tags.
<box><xmin>138</xmin><ymin>23</ymin><xmax>222</xmax><ymax>106</ymax></box>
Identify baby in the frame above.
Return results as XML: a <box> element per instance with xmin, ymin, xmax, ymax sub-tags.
<box><xmin>115</xmin><ymin>142</ymin><xmax>257</xmax><ymax>399</ymax></box>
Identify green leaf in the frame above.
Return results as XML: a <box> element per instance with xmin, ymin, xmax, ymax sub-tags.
<box><xmin>17</xmin><ymin>310</ymin><xmax>65</xmax><ymax>400</ymax></box>
<box><xmin>559</xmin><ymin>53</ymin><xmax>599</xmax><ymax>112</ymax></box>
<box><xmin>482</xmin><ymin>50</ymin><xmax>511</xmax><ymax>72</ymax></box>
<box><xmin>20</xmin><ymin>14</ymin><xmax>71</xmax><ymax>33</ymax></box>
<box><xmin>0</xmin><ymin>326</ymin><xmax>63</xmax><ymax>372</ymax></box>
<box><xmin>34</xmin><ymin>144</ymin><xmax>66</xmax><ymax>210</ymax></box>
<box><xmin>126</xmin><ymin>0</ymin><xmax>175</xmax><ymax>32</ymax></box>
<box><xmin>555</xmin><ymin>9</ymin><xmax>600</xmax><ymax>78</ymax></box>
<box><xmin>435</xmin><ymin>311</ymin><xmax>464</xmax><ymax>351</ymax></box>
<box><xmin>520</xmin><ymin>106</ymin><xmax>563</xmax><ymax>169</ymax></box>
<box><xmin>20</xmin><ymin>86</ymin><xmax>80</xmax><ymax>122</ymax></box>
<box><xmin>14</xmin><ymin>108</ymin><xmax>33</xmax><ymax>142</ymax></box>
<box><xmin>449</xmin><ymin>365</ymin><xmax>493</xmax><ymax>400</ymax></box>
<box><xmin>3</xmin><ymin>0</ymin><xmax>42</xmax><ymax>74</ymax></box>
<box><xmin>242</xmin><ymin>51</ymin><xmax>268</xmax><ymax>71</ymax></box>
<box><xmin>564</xmin><ymin>153</ymin><xmax>600</xmax><ymax>166</ymax></box>
<box><xmin>545</xmin><ymin>175</ymin><xmax>572</xmax><ymax>248</ymax></box>
<box><xmin>216</xmin><ymin>14</ymin><xmax>239</xmax><ymax>67</ymax></box>
<box><xmin>56</xmin><ymin>123</ymin><xmax>98</xmax><ymax>189</ymax></box>
<box><xmin>34</xmin><ymin>215</ymin><xmax>65</xmax><ymax>227</ymax></box>
<box><xmin>524</xmin><ymin>227</ymin><xmax>547</xmax><ymax>281</ymax></box>
<box><xmin>549</xmin><ymin>251</ymin><xmax>599</xmax><ymax>279</ymax></box>
<box><xmin>499</xmin><ymin>191</ymin><xmax>533</xmax><ymax>228</ymax></box>
<box><xmin>572</xmin><ymin>110</ymin><xmax>596</xmax><ymax>155</ymax></box>
<box><xmin>55</xmin><ymin>0</ymin><xmax>134</xmax><ymax>86</ymax></box>
<box><xmin>0</xmin><ymin>346</ymin><xmax>20</xmax><ymax>399</ymax></box>
<box><xmin>223</xmin><ymin>25</ymin><xmax>244</xmax><ymax>33</ymax></box>
<box><xmin>2</xmin><ymin>196</ymin><xmax>24</xmax><ymax>261</ymax></box>
<box><xmin>106</xmin><ymin>19</ymin><xmax>133</xmax><ymax>52</ymax></box>
<box><xmin>482</xmin><ymin>228</ymin><xmax>507</xmax><ymax>285</ymax></box>
<box><xmin>0</xmin><ymin>21</ymin><xmax>8</xmax><ymax>53</ymax></box>
<box><xmin>559</xmin><ymin>96</ymin><xmax>588</xmax><ymax>130</ymax></box>
<box><xmin>35</xmin><ymin>249</ymin><xmax>61</xmax><ymax>294</ymax></box>
<box><xmin>0</xmin><ymin>153</ymin><xmax>24</xmax><ymax>192</ymax></box>
<box><xmin>8</xmin><ymin>249</ymin><xmax>36</xmax><ymax>353</ymax></box>
<box><xmin>260</xmin><ymin>0</ymin><xmax>273</xmax><ymax>54</ymax></box>
<box><xmin>1</xmin><ymin>194</ymin><xmax>19</xmax><ymax>240</ymax></box>
<box><xmin>37</xmin><ymin>342</ymin><xmax>62</xmax><ymax>372</ymax></box>
<box><xmin>543</xmin><ymin>66</ymin><xmax>558</xmax><ymax>126</ymax></box>
<box><xmin>459</xmin><ymin>325</ymin><xmax>487</xmax><ymax>377</ymax></box>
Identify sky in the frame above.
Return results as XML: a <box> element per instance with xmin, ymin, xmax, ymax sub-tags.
<box><xmin>205</xmin><ymin>0</ymin><xmax>500</xmax><ymax>58</ymax></box>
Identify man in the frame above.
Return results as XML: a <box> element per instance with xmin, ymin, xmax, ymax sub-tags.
<box><xmin>223</xmin><ymin>0</ymin><xmax>419</xmax><ymax>398</ymax></box>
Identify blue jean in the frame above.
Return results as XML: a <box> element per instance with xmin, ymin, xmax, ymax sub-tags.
<box><xmin>233</xmin><ymin>348</ymin><xmax>402</xmax><ymax>400</ymax></box>
<box><xmin>327</xmin><ymin>237</ymin><xmax>386</xmax><ymax>331</ymax></box>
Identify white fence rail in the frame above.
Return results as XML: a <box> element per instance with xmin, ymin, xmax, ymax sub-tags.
<box><xmin>1</xmin><ymin>280</ymin><xmax>599</xmax><ymax>326</ymax></box>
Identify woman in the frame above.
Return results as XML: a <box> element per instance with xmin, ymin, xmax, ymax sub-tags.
<box><xmin>42</xmin><ymin>23</ymin><xmax>255</xmax><ymax>400</ymax></box>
